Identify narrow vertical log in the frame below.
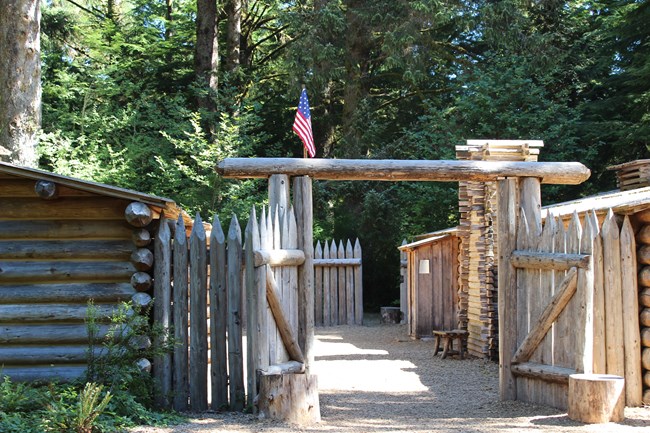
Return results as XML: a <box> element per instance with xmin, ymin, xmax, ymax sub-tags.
<box><xmin>172</xmin><ymin>216</ymin><xmax>189</xmax><ymax>411</ymax></box>
<box><xmin>590</xmin><ymin>211</ymin><xmax>606</xmax><ymax>374</ymax></box>
<box><xmin>354</xmin><ymin>238</ymin><xmax>363</xmax><ymax>325</ymax></box>
<box><xmin>265</xmin><ymin>207</ymin><xmax>277</xmax><ymax>364</ymax></box>
<box><xmin>400</xmin><ymin>239</ymin><xmax>407</xmax><ymax>325</ymax></box>
<box><xmin>153</xmin><ymin>218</ymin><xmax>172</xmax><ymax>409</ymax></box>
<box><xmin>621</xmin><ymin>216</ymin><xmax>642</xmax><ymax>406</ymax></box>
<box><xmin>515</xmin><ymin>209</ymin><xmax>532</xmax><ymax>402</ymax></box>
<box><xmin>602</xmin><ymin>209</ymin><xmax>625</xmax><ymax>379</ymax></box>
<box><xmin>337</xmin><ymin>240</ymin><xmax>346</xmax><ymax>324</ymax></box>
<box><xmin>189</xmin><ymin>214</ymin><xmax>208</xmax><ymax>411</ymax></box>
<box><xmin>329</xmin><ymin>241</ymin><xmax>338</xmax><ymax>325</ymax></box>
<box><xmin>245</xmin><ymin>208</ymin><xmax>259</xmax><ymax>410</ymax></box>
<box><xmin>294</xmin><ymin>176</ymin><xmax>315</xmax><ymax>370</ymax></box>
<box><xmin>273</xmin><ymin>206</ymin><xmax>288</xmax><ymax>363</ymax></box>
<box><xmin>579</xmin><ymin>212</ymin><xmax>595</xmax><ymax>375</ymax></box>
<box><xmin>288</xmin><ymin>208</ymin><xmax>299</xmax><ymax>334</ymax></box>
<box><xmin>314</xmin><ymin>241</ymin><xmax>323</xmax><ymax>326</ymax></box>
<box><xmin>257</xmin><ymin>209</ymin><xmax>269</xmax><ymax>370</ymax></box>
<box><xmin>497</xmin><ymin>178</ymin><xmax>518</xmax><ymax>401</ymax></box>
<box><xmin>227</xmin><ymin>215</ymin><xmax>245</xmax><ymax>410</ymax></box>
<box><xmin>323</xmin><ymin>240</ymin><xmax>331</xmax><ymax>326</ymax></box>
<box><xmin>210</xmin><ymin>215</ymin><xmax>228</xmax><ymax>410</ymax></box>
<box><xmin>346</xmin><ymin>240</ymin><xmax>355</xmax><ymax>325</ymax></box>
<box><xmin>269</xmin><ymin>174</ymin><xmax>290</xmax><ymax>218</ymax></box>
<box><xmin>566</xmin><ymin>212</ymin><xmax>583</xmax><ymax>371</ymax></box>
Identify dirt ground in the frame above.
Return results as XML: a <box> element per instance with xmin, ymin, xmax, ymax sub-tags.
<box><xmin>131</xmin><ymin>316</ymin><xmax>650</xmax><ymax>432</ymax></box>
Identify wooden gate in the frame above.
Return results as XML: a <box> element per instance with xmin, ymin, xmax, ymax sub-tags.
<box><xmin>498</xmin><ymin>178</ymin><xmax>643</xmax><ymax>409</ymax></box>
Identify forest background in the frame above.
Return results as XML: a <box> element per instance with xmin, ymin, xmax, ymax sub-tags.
<box><xmin>4</xmin><ymin>0</ymin><xmax>650</xmax><ymax>310</ymax></box>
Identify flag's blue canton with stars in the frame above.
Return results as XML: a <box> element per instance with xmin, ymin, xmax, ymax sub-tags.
<box><xmin>293</xmin><ymin>88</ymin><xmax>316</xmax><ymax>157</ymax></box>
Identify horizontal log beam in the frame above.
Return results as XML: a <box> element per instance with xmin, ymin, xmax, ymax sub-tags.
<box><xmin>510</xmin><ymin>251</ymin><xmax>590</xmax><ymax>270</ymax></box>
<box><xmin>0</xmin><ymin>197</ymin><xmax>132</xmax><ymax>220</ymax></box>
<box><xmin>254</xmin><ymin>249</ymin><xmax>305</xmax><ymax>267</ymax></box>
<box><xmin>511</xmin><ymin>362</ymin><xmax>575</xmax><ymax>384</ymax></box>
<box><xmin>1</xmin><ymin>365</ymin><xmax>86</xmax><ymax>383</ymax></box>
<box><xmin>313</xmin><ymin>258</ymin><xmax>362</xmax><ymax>266</ymax></box>
<box><xmin>0</xmin><ymin>220</ymin><xmax>132</xmax><ymax>240</ymax></box>
<box><xmin>0</xmin><ymin>240</ymin><xmax>133</xmax><ymax>260</ymax></box>
<box><xmin>0</xmin><ymin>303</ymin><xmax>127</xmax><ymax>323</ymax></box>
<box><xmin>0</xmin><ymin>345</ymin><xmax>109</xmax><ymax>365</ymax></box>
<box><xmin>0</xmin><ymin>283</ymin><xmax>135</xmax><ymax>303</ymax></box>
<box><xmin>0</xmin><ymin>261</ymin><xmax>135</xmax><ymax>283</ymax></box>
<box><xmin>217</xmin><ymin>158</ymin><xmax>590</xmax><ymax>185</ymax></box>
<box><xmin>0</xmin><ymin>323</ymin><xmax>126</xmax><ymax>344</ymax></box>
<box><xmin>258</xmin><ymin>361</ymin><xmax>305</xmax><ymax>376</ymax></box>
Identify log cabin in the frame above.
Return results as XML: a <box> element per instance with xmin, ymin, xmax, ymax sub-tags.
<box><xmin>0</xmin><ymin>161</ymin><xmax>188</xmax><ymax>382</ymax></box>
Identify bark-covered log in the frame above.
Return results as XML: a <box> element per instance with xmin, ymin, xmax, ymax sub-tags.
<box><xmin>0</xmin><ymin>240</ymin><xmax>132</xmax><ymax>260</ymax></box>
<box><xmin>0</xmin><ymin>220</ymin><xmax>131</xmax><ymax>240</ymax></box>
<box><xmin>125</xmin><ymin>202</ymin><xmax>153</xmax><ymax>227</ymax></box>
<box><xmin>0</xmin><ymin>283</ymin><xmax>134</xmax><ymax>303</ymax></box>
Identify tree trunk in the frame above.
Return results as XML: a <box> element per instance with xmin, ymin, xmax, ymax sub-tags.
<box><xmin>226</xmin><ymin>0</ymin><xmax>242</xmax><ymax>72</ymax></box>
<box><xmin>0</xmin><ymin>0</ymin><xmax>41</xmax><ymax>167</ymax></box>
<box><xmin>195</xmin><ymin>0</ymin><xmax>219</xmax><ymax>110</ymax></box>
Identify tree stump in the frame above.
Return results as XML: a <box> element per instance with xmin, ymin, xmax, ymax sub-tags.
<box><xmin>568</xmin><ymin>374</ymin><xmax>625</xmax><ymax>423</ymax></box>
<box><xmin>257</xmin><ymin>374</ymin><xmax>320</xmax><ymax>424</ymax></box>
<box><xmin>380</xmin><ymin>306</ymin><xmax>401</xmax><ymax>324</ymax></box>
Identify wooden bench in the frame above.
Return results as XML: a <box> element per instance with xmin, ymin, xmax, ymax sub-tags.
<box><xmin>432</xmin><ymin>329</ymin><xmax>468</xmax><ymax>359</ymax></box>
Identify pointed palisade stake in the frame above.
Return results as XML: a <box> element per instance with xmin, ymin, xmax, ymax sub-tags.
<box><xmin>314</xmin><ymin>241</ymin><xmax>323</xmax><ymax>327</ymax></box>
<box><xmin>227</xmin><ymin>215</ymin><xmax>245</xmax><ymax>411</ymax></box>
<box><xmin>210</xmin><ymin>214</ymin><xmax>228</xmax><ymax>410</ymax></box>
<box><xmin>153</xmin><ymin>217</ymin><xmax>171</xmax><ymax>409</ymax></box>
<box><xmin>172</xmin><ymin>215</ymin><xmax>189</xmax><ymax>411</ymax></box>
<box><xmin>189</xmin><ymin>213</ymin><xmax>208</xmax><ymax>411</ymax></box>
<box><xmin>354</xmin><ymin>238</ymin><xmax>363</xmax><ymax>325</ymax></box>
<box><xmin>245</xmin><ymin>207</ymin><xmax>259</xmax><ymax>410</ymax></box>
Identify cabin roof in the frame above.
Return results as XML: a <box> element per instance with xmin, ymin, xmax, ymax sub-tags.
<box><xmin>542</xmin><ymin>186</ymin><xmax>650</xmax><ymax>218</ymax></box>
<box><xmin>399</xmin><ymin>227</ymin><xmax>459</xmax><ymax>251</ymax></box>
<box><xmin>0</xmin><ymin>161</ymin><xmax>187</xmax><ymax>222</ymax></box>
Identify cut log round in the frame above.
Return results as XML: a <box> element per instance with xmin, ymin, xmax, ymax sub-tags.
<box><xmin>136</xmin><ymin>358</ymin><xmax>152</xmax><ymax>373</ymax></box>
<box><xmin>125</xmin><ymin>202</ymin><xmax>153</xmax><ymax>227</ymax></box>
<box><xmin>642</xmin><ymin>328</ymin><xmax>650</xmax><ymax>348</ymax></box>
<box><xmin>639</xmin><ymin>267</ymin><xmax>650</xmax><ymax>287</ymax></box>
<box><xmin>636</xmin><ymin>225</ymin><xmax>650</xmax><ymax>245</ymax></box>
<box><xmin>637</xmin><ymin>210</ymin><xmax>650</xmax><ymax>225</ymax></box>
<box><xmin>638</xmin><ymin>245</ymin><xmax>650</xmax><ymax>265</ymax></box>
<box><xmin>641</xmin><ymin>308</ymin><xmax>650</xmax><ymax>327</ymax></box>
<box><xmin>257</xmin><ymin>374</ymin><xmax>320</xmax><ymax>424</ymax></box>
<box><xmin>34</xmin><ymin>180</ymin><xmax>58</xmax><ymax>200</ymax></box>
<box><xmin>132</xmin><ymin>292</ymin><xmax>152</xmax><ymax>309</ymax></box>
<box><xmin>644</xmin><ymin>370</ymin><xmax>650</xmax><ymax>388</ymax></box>
<box><xmin>645</xmin><ymin>389</ymin><xmax>650</xmax><ymax>406</ymax></box>
<box><xmin>130</xmin><ymin>272</ymin><xmax>152</xmax><ymax>291</ymax></box>
<box><xmin>643</xmin><ymin>348</ymin><xmax>650</xmax><ymax>370</ymax></box>
<box><xmin>568</xmin><ymin>374</ymin><xmax>625</xmax><ymax>424</ymax></box>
<box><xmin>131</xmin><ymin>248</ymin><xmax>154</xmax><ymax>271</ymax></box>
<box><xmin>642</xmin><ymin>288</ymin><xmax>650</xmax><ymax>307</ymax></box>
<box><xmin>132</xmin><ymin>229</ymin><xmax>152</xmax><ymax>247</ymax></box>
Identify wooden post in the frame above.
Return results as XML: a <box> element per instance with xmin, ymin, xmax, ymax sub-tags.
<box><xmin>245</xmin><ymin>208</ymin><xmax>259</xmax><ymax>410</ymax></box>
<box><xmin>337</xmin><ymin>240</ymin><xmax>346</xmax><ymax>324</ymax></box>
<box><xmin>329</xmin><ymin>241</ymin><xmax>338</xmax><ymax>325</ymax></box>
<box><xmin>210</xmin><ymin>215</ymin><xmax>228</xmax><ymax>410</ymax></box>
<box><xmin>227</xmin><ymin>215</ymin><xmax>245</xmax><ymax>411</ymax></box>
<box><xmin>294</xmin><ymin>175</ymin><xmax>315</xmax><ymax>371</ymax></box>
<box><xmin>257</xmin><ymin>374</ymin><xmax>320</xmax><ymax>424</ymax></box>
<box><xmin>269</xmin><ymin>174</ymin><xmax>290</xmax><ymax>218</ymax></box>
<box><xmin>579</xmin><ymin>212</ymin><xmax>595</xmax><ymax>375</ymax></box>
<box><xmin>189</xmin><ymin>213</ymin><xmax>208</xmax><ymax>411</ymax></box>
<box><xmin>323</xmin><ymin>240</ymin><xmax>331</xmax><ymax>326</ymax></box>
<box><xmin>354</xmin><ymin>238</ymin><xmax>363</xmax><ymax>325</ymax></box>
<box><xmin>497</xmin><ymin>178</ymin><xmax>518</xmax><ymax>401</ymax></box>
<box><xmin>602</xmin><ymin>209</ymin><xmax>625</xmax><ymax>379</ymax></box>
<box><xmin>400</xmin><ymin>239</ymin><xmax>407</xmax><ymax>324</ymax></box>
<box><xmin>345</xmin><ymin>240</ymin><xmax>354</xmax><ymax>325</ymax></box>
<box><xmin>621</xmin><ymin>216</ymin><xmax>643</xmax><ymax>406</ymax></box>
<box><xmin>257</xmin><ymin>208</ymin><xmax>269</xmax><ymax>372</ymax></box>
<box><xmin>314</xmin><ymin>241</ymin><xmax>323</xmax><ymax>326</ymax></box>
<box><xmin>153</xmin><ymin>217</ymin><xmax>172</xmax><ymax>409</ymax></box>
<box><xmin>172</xmin><ymin>215</ymin><xmax>189</xmax><ymax>411</ymax></box>
<box><xmin>589</xmin><ymin>210</ymin><xmax>606</xmax><ymax>374</ymax></box>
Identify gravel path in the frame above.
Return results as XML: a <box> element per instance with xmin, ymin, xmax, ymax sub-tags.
<box><xmin>132</xmin><ymin>318</ymin><xmax>650</xmax><ymax>432</ymax></box>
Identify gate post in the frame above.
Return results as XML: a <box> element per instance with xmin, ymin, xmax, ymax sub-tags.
<box><xmin>497</xmin><ymin>178</ymin><xmax>519</xmax><ymax>400</ymax></box>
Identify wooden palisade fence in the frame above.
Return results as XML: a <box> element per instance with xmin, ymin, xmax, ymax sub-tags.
<box><xmin>314</xmin><ymin>239</ymin><xmax>363</xmax><ymax>326</ymax></box>
<box><xmin>152</xmin><ymin>174</ymin><xmax>319</xmax><ymax>422</ymax></box>
<box><xmin>499</xmin><ymin>176</ymin><xmax>643</xmax><ymax>410</ymax></box>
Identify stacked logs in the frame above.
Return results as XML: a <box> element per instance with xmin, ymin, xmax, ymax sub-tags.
<box><xmin>124</xmin><ymin>202</ymin><xmax>155</xmax><ymax>373</ymax></box>
<box><xmin>636</xmin><ymin>212</ymin><xmax>650</xmax><ymax>405</ymax></box>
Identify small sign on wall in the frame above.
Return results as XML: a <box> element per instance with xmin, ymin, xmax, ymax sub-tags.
<box><xmin>418</xmin><ymin>259</ymin><xmax>430</xmax><ymax>274</ymax></box>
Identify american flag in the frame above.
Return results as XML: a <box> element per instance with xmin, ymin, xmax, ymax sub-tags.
<box><xmin>292</xmin><ymin>88</ymin><xmax>316</xmax><ymax>158</ymax></box>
